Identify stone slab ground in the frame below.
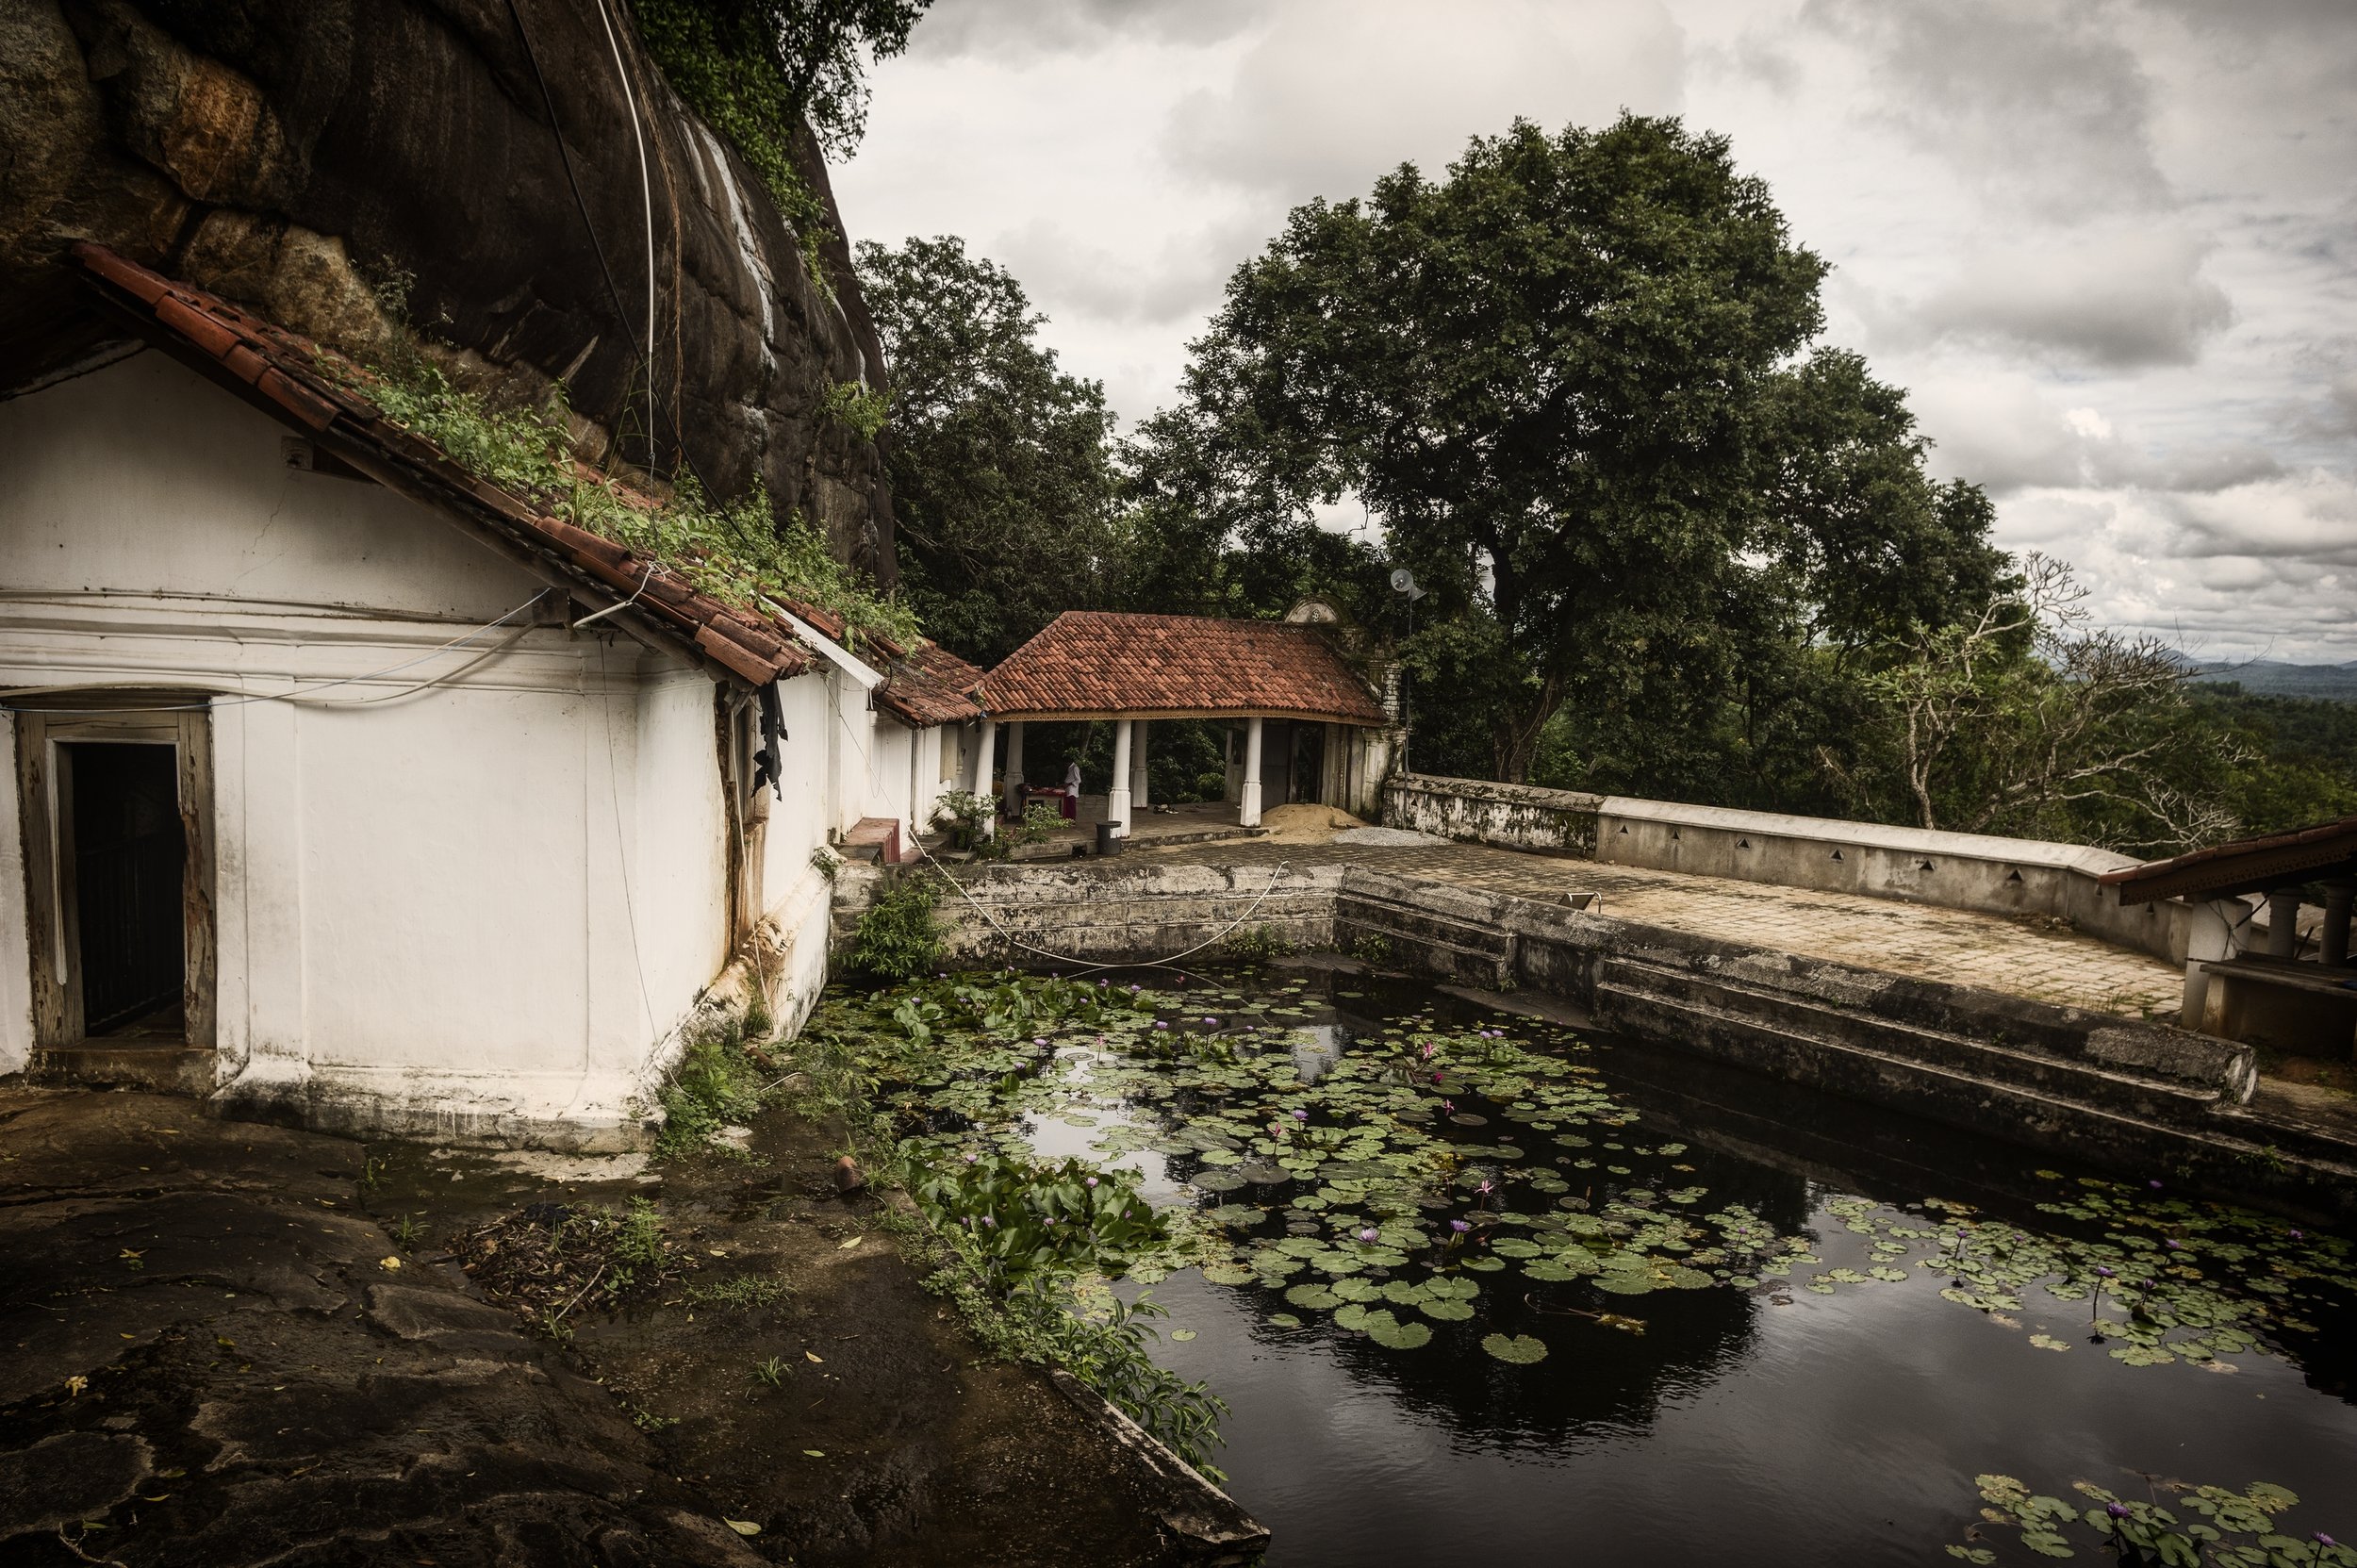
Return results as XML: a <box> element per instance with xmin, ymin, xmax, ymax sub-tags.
<box><xmin>0</xmin><ymin>1089</ymin><xmax>1228</xmax><ymax>1567</ymax></box>
<box><xmin>1142</xmin><ymin>838</ymin><xmax>2186</xmax><ymax>1016</ymax></box>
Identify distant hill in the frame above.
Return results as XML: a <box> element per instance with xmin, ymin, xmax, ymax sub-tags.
<box><xmin>2189</xmin><ymin>660</ymin><xmax>2357</xmax><ymax>701</ymax></box>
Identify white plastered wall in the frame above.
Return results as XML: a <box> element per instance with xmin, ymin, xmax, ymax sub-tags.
<box><xmin>0</xmin><ymin>351</ymin><xmax>734</xmax><ymax>1147</ymax></box>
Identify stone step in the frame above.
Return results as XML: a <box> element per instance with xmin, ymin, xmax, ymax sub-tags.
<box><xmin>1599</xmin><ymin>956</ymin><xmax>2227</xmax><ymax>1126</ymax></box>
<box><xmin>1591</xmin><ymin>977</ymin><xmax>2357</xmax><ymax>1196</ymax></box>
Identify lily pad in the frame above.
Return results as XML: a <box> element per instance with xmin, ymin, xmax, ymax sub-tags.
<box><xmin>1421</xmin><ymin>1298</ymin><xmax>1476</xmax><ymax>1321</ymax></box>
<box><xmin>1367</xmin><ymin>1313</ymin><xmax>1432</xmax><ymax>1349</ymax></box>
<box><xmin>1286</xmin><ymin>1283</ymin><xmax>1340</xmax><ymax>1311</ymax></box>
<box><xmin>1481</xmin><ymin>1332</ymin><xmax>1549</xmax><ymax>1364</ymax></box>
<box><xmin>1201</xmin><ymin>1263</ymin><xmax>1255</xmax><ymax>1285</ymax></box>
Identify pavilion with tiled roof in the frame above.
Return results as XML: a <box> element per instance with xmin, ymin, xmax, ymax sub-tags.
<box><xmin>971</xmin><ymin>610</ymin><xmax>1395</xmax><ymax>835</ymax></box>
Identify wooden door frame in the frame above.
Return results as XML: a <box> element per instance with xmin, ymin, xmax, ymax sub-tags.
<box><xmin>12</xmin><ymin>694</ymin><xmax>217</xmax><ymax>1049</ymax></box>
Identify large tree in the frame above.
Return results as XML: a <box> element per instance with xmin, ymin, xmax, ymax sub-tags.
<box><xmin>1155</xmin><ymin>114</ymin><xmax>1999</xmax><ymax>782</ymax></box>
<box><xmin>855</xmin><ymin>236</ymin><xmax>1122</xmax><ymax>664</ymax></box>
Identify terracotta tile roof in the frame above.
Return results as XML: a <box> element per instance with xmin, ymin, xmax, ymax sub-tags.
<box><xmin>68</xmin><ymin>243</ymin><xmax>816</xmax><ymax>688</ymax></box>
<box><xmin>976</xmin><ymin>611</ymin><xmax>1387</xmax><ymax>723</ymax></box>
<box><xmin>876</xmin><ymin>640</ymin><xmax>985</xmax><ymax>728</ymax></box>
<box><xmin>2099</xmin><ymin>813</ymin><xmax>2357</xmax><ymax>905</ymax></box>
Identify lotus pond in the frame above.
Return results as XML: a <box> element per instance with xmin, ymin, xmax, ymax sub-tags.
<box><xmin>806</xmin><ymin>963</ymin><xmax>2357</xmax><ymax>1565</ymax></box>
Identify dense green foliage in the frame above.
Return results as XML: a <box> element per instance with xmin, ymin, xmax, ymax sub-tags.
<box><xmin>636</xmin><ymin>0</ymin><xmax>928</xmax><ymax>164</ymax></box>
<box><xmin>2190</xmin><ymin>686</ymin><xmax>2357</xmax><ymax>833</ymax></box>
<box><xmin>855</xmin><ymin>236</ymin><xmax>1123</xmax><ymax>665</ymax></box>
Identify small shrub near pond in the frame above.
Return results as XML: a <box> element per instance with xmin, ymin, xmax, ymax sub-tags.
<box><xmin>1221</xmin><ymin>923</ymin><xmax>1294</xmax><ymax>960</ymax></box>
<box><xmin>654</xmin><ymin>1010</ymin><xmax>777</xmax><ymax>1162</ymax></box>
<box><xmin>845</xmin><ymin>873</ymin><xmax>945</xmax><ymax>983</ymax></box>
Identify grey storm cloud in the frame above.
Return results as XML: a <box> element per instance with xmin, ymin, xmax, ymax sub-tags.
<box><xmin>1804</xmin><ymin>0</ymin><xmax>2172</xmax><ymax>220</ymax></box>
<box><xmin>1892</xmin><ymin>230</ymin><xmax>2234</xmax><ymax>369</ymax></box>
<box><xmin>907</xmin><ymin>0</ymin><xmax>1261</xmax><ymax>60</ymax></box>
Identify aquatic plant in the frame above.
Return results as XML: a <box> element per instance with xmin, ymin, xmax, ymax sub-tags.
<box><xmin>1951</xmin><ymin>1473</ymin><xmax>2352</xmax><ymax>1566</ymax></box>
<box><xmin>911</xmin><ymin>1151</ymin><xmax>1166</xmax><ymax>1287</ymax></box>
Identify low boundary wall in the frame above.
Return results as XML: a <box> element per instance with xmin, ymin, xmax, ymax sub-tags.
<box><xmin>1382</xmin><ymin>774</ymin><xmax>2221</xmax><ymax>967</ymax></box>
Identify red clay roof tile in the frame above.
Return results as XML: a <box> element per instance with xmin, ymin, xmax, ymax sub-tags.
<box><xmin>976</xmin><ymin>611</ymin><xmax>1386</xmax><ymax>723</ymax></box>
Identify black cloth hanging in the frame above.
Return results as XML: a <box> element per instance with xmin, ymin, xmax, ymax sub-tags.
<box><xmin>750</xmin><ymin>682</ymin><xmax>786</xmax><ymax>799</ymax></box>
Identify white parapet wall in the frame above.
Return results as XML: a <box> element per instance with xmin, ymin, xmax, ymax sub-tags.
<box><xmin>1382</xmin><ymin>773</ymin><xmax>2219</xmax><ymax>967</ymax></box>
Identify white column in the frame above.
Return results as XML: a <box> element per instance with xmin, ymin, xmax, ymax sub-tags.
<box><xmin>2322</xmin><ymin>880</ymin><xmax>2354</xmax><ymax>966</ymax></box>
<box><xmin>1129</xmin><ymin>718</ymin><xmax>1149</xmax><ymax>812</ymax></box>
<box><xmin>1005</xmin><ymin>719</ymin><xmax>1026</xmax><ymax>810</ymax></box>
<box><xmin>2266</xmin><ymin>888</ymin><xmax>2301</xmax><ymax>958</ymax></box>
<box><xmin>1108</xmin><ymin>718</ymin><xmax>1133</xmax><ymax>837</ymax></box>
<box><xmin>972</xmin><ymin>718</ymin><xmax>997</xmax><ymax>839</ymax></box>
<box><xmin>1240</xmin><ymin>716</ymin><xmax>1263</xmax><ymax>828</ymax></box>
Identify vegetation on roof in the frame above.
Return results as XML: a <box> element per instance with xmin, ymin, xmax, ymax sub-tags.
<box><xmin>347</xmin><ymin>316</ymin><xmax>918</xmax><ymax>647</ymax></box>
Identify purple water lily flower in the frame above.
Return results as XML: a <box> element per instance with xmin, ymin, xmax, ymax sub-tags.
<box><xmin>2316</xmin><ymin>1534</ymin><xmax>2337</xmax><ymax>1547</ymax></box>
<box><xmin>1203</xmin><ymin>1016</ymin><xmax>1219</xmax><ymax>1026</ymax></box>
<box><xmin>1033</xmin><ymin>1036</ymin><xmax>1048</xmax><ymax>1047</ymax></box>
<box><xmin>2165</xmin><ymin>1239</ymin><xmax>2183</xmax><ymax>1249</ymax></box>
<box><xmin>2096</xmin><ymin>1265</ymin><xmax>2116</xmax><ymax>1279</ymax></box>
<box><xmin>1085</xmin><ymin>1176</ymin><xmax>1098</xmax><ymax>1188</ymax></box>
<box><xmin>2291</xmin><ymin>1229</ymin><xmax>2306</xmax><ymax>1241</ymax></box>
<box><xmin>981</xmin><ymin>1214</ymin><xmax>997</xmax><ymax>1228</ymax></box>
<box><xmin>1359</xmin><ymin>1228</ymin><xmax>1380</xmax><ymax>1244</ymax></box>
<box><xmin>1450</xmin><ymin>1219</ymin><xmax>1471</xmax><ymax>1234</ymax></box>
<box><xmin>1292</xmin><ymin>1109</ymin><xmax>1310</xmax><ymax>1121</ymax></box>
<box><xmin>1155</xmin><ymin>1020</ymin><xmax>1170</xmax><ymax>1030</ymax></box>
<box><xmin>2149</xmin><ymin>1180</ymin><xmax>2164</xmax><ymax>1190</ymax></box>
<box><xmin>964</xmin><ymin>1151</ymin><xmax>980</xmax><ymax>1164</ymax></box>
<box><xmin>2106</xmin><ymin>1503</ymin><xmax>2129</xmax><ymax>1519</ymax></box>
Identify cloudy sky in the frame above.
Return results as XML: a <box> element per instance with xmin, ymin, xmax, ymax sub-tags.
<box><xmin>832</xmin><ymin>0</ymin><xmax>2357</xmax><ymax>662</ymax></box>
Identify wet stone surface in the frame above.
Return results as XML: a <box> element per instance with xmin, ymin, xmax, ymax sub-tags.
<box><xmin>0</xmin><ymin>1088</ymin><xmax>1201</xmax><ymax>1567</ymax></box>
<box><xmin>0</xmin><ymin>1088</ymin><xmax>761</xmax><ymax>1567</ymax></box>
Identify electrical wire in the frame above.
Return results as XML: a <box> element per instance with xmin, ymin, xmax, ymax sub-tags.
<box><xmin>590</xmin><ymin>0</ymin><xmax>658</xmax><ymax>459</ymax></box>
<box><xmin>596</xmin><ymin>636</ymin><xmax>660</xmax><ymax>1039</ymax></box>
<box><xmin>502</xmin><ymin>0</ymin><xmax>709</xmax><ymax>490</ymax></box>
<box><xmin>0</xmin><ymin>591</ymin><xmax>554</xmax><ymax>715</ymax></box>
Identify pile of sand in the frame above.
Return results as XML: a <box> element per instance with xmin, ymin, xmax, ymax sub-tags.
<box><xmin>1253</xmin><ymin>802</ymin><xmax>1370</xmax><ymax>843</ymax></box>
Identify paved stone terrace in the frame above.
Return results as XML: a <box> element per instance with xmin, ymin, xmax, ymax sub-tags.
<box><xmin>1132</xmin><ymin>837</ymin><xmax>2185</xmax><ymax>1017</ymax></box>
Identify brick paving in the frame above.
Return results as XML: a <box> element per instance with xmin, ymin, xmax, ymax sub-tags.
<box><xmin>1134</xmin><ymin>837</ymin><xmax>2185</xmax><ymax>1018</ymax></box>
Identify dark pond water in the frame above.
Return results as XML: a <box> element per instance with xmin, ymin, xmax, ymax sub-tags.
<box><xmin>860</xmin><ymin>962</ymin><xmax>2357</xmax><ymax>1565</ymax></box>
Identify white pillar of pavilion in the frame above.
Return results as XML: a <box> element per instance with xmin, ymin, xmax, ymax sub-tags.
<box><xmin>1129</xmin><ymin>718</ymin><xmax>1149</xmax><ymax>812</ymax></box>
<box><xmin>1108</xmin><ymin>718</ymin><xmax>1134</xmax><ymax>837</ymax></box>
<box><xmin>972</xmin><ymin>717</ymin><xmax>997</xmax><ymax>839</ymax></box>
<box><xmin>1004</xmin><ymin>719</ymin><xmax>1026</xmax><ymax>816</ymax></box>
<box><xmin>2266</xmin><ymin>888</ymin><xmax>2301</xmax><ymax>958</ymax></box>
<box><xmin>1240</xmin><ymin>716</ymin><xmax>1263</xmax><ymax>828</ymax></box>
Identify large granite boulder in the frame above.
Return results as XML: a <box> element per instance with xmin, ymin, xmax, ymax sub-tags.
<box><xmin>0</xmin><ymin>0</ymin><xmax>896</xmax><ymax>582</ymax></box>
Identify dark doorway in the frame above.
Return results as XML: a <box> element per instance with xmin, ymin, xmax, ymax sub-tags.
<box><xmin>1260</xmin><ymin>719</ymin><xmax>1294</xmax><ymax>807</ymax></box>
<box><xmin>66</xmin><ymin>742</ymin><xmax>187</xmax><ymax>1036</ymax></box>
<box><xmin>1291</xmin><ymin>722</ymin><xmax>1326</xmax><ymax>807</ymax></box>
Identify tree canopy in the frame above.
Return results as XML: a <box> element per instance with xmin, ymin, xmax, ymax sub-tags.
<box><xmin>1145</xmin><ymin>114</ymin><xmax>2003</xmax><ymax>783</ymax></box>
<box><xmin>856</xmin><ymin>236</ymin><xmax>1122</xmax><ymax>664</ymax></box>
